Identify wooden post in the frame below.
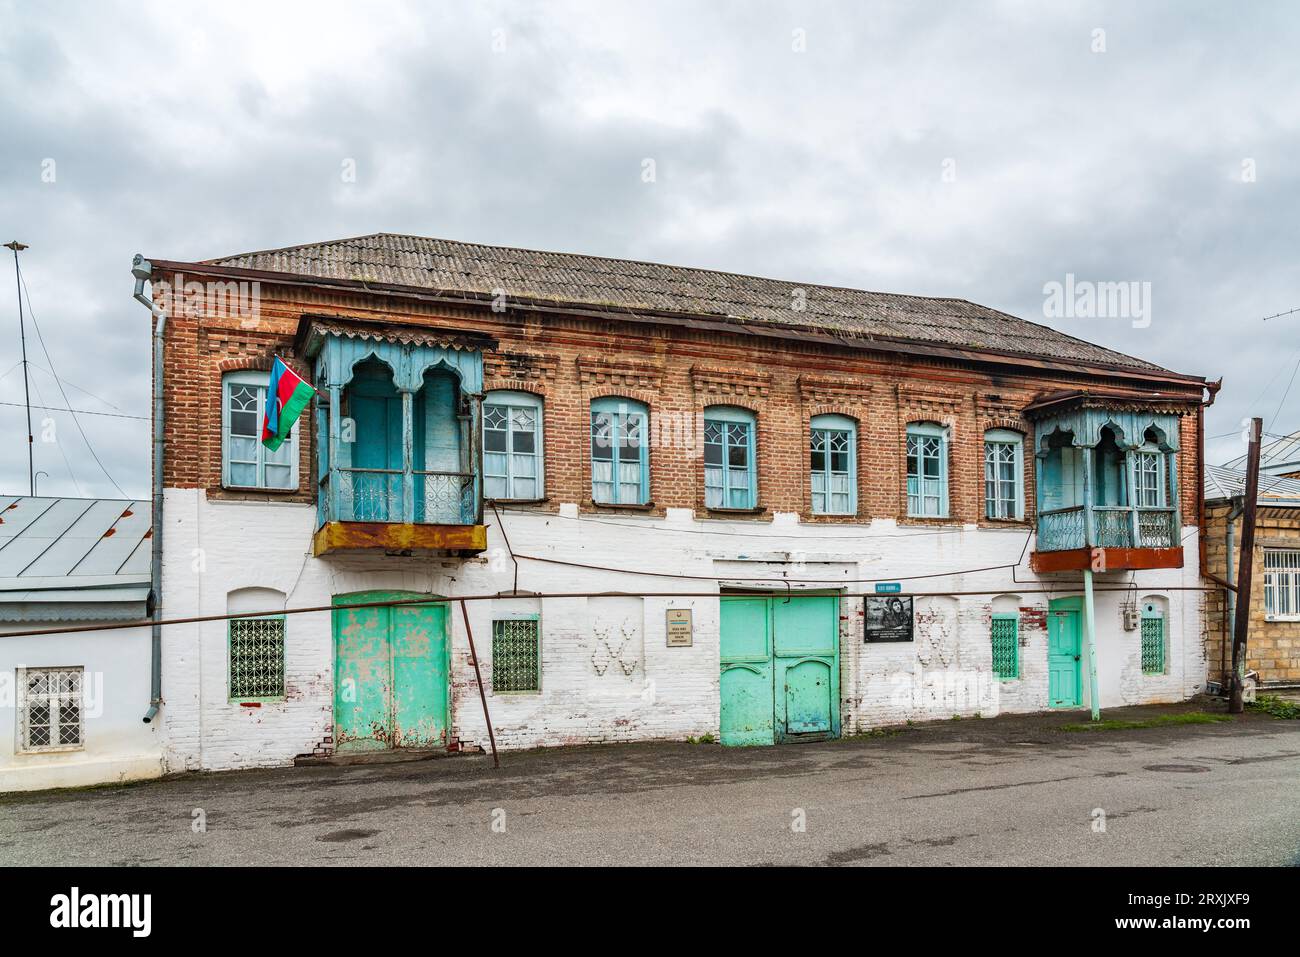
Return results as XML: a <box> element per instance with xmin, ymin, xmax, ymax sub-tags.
<box><xmin>1229</xmin><ymin>417</ymin><xmax>1263</xmax><ymax>714</ymax></box>
<box><xmin>460</xmin><ymin>600</ymin><xmax>500</xmax><ymax>768</ymax></box>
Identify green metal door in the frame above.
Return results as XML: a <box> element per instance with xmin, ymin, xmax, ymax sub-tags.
<box><xmin>333</xmin><ymin>592</ymin><xmax>449</xmax><ymax>753</ymax></box>
<box><xmin>720</xmin><ymin>594</ymin><xmax>840</xmax><ymax>746</ymax></box>
<box><xmin>1048</xmin><ymin>598</ymin><xmax>1083</xmax><ymax>708</ymax></box>
<box><xmin>719</xmin><ymin>598</ymin><xmax>774</xmax><ymax>746</ymax></box>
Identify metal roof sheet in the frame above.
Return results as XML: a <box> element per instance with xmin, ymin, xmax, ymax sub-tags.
<box><xmin>0</xmin><ymin>496</ymin><xmax>152</xmax><ymax>586</ymax></box>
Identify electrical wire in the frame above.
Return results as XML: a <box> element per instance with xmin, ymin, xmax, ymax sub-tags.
<box><xmin>17</xmin><ymin>265</ymin><xmax>127</xmax><ymax>496</ymax></box>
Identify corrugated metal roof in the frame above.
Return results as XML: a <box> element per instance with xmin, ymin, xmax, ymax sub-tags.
<box><xmin>203</xmin><ymin>232</ymin><xmax>1173</xmax><ymax>374</ymax></box>
<box><xmin>1204</xmin><ymin>464</ymin><xmax>1300</xmax><ymax>503</ymax></box>
<box><xmin>0</xmin><ymin>496</ymin><xmax>151</xmax><ymax>588</ymax></box>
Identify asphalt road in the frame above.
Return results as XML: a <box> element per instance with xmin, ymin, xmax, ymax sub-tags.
<box><xmin>3</xmin><ymin>704</ymin><xmax>1298</xmax><ymax>866</ymax></box>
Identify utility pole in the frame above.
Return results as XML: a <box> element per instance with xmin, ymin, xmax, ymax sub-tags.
<box><xmin>5</xmin><ymin>241</ymin><xmax>33</xmax><ymax>496</ymax></box>
<box><xmin>1229</xmin><ymin>416</ymin><xmax>1263</xmax><ymax>714</ymax></box>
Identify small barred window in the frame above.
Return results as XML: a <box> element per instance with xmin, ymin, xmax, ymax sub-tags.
<box><xmin>1140</xmin><ymin>605</ymin><xmax>1165</xmax><ymax>675</ymax></box>
<box><xmin>19</xmin><ymin>667</ymin><xmax>84</xmax><ymax>752</ymax></box>
<box><xmin>990</xmin><ymin>614</ymin><xmax>1019</xmax><ymax>680</ymax></box>
<box><xmin>492</xmin><ymin>618</ymin><xmax>540</xmax><ymax>692</ymax></box>
<box><xmin>229</xmin><ymin>616</ymin><xmax>286</xmax><ymax>700</ymax></box>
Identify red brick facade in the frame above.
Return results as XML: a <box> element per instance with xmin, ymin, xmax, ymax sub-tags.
<box><xmin>154</xmin><ymin>269</ymin><xmax>1205</xmax><ymax>527</ymax></box>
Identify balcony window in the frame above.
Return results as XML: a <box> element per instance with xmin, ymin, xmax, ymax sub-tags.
<box><xmin>1135</xmin><ymin>449</ymin><xmax>1164</xmax><ymax>507</ymax></box>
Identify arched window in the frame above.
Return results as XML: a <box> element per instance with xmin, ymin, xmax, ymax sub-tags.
<box><xmin>222</xmin><ymin>370</ymin><xmax>297</xmax><ymax>490</ymax></box>
<box><xmin>906</xmin><ymin>423</ymin><xmax>949</xmax><ymax>518</ymax></box>
<box><xmin>483</xmin><ymin>391</ymin><xmax>543</xmax><ymax>500</ymax></box>
<box><xmin>591</xmin><ymin>397</ymin><xmax>649</xmax><ymax>504</ymax></box>
<box><xmin>810</xmin><ymin>414</ymin><xmax>856</xmax><ymax>515</ymax></box>
<box><xmin>704</xmin><ymin>405</ymin><xmax>757</xmax><ymax>509</ymax></box>
<box><xmin>984</xmin><ymin>428</ymin><xmax>1024</xmax><ymax>519</ymax></box>
<box><xmin>227</xmin><ymin>587</ymin><xmax>287</xmax><ymax>702</ymax></box>
<box><xmin>1134</xmin><ymin>428</ymin><xmax>1166</xmax><ymax>508</ymax></box>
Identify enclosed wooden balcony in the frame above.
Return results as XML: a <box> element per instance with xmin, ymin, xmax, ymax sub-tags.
<box><xmin>298</xmin><ymin>316</ymin><xmax>495</xmax><ymax>556</ymax></box>
<box><xmin>1025</xmin><ymin>391</ymin><xmax>1189</xmax><ymax>574</ymax></box>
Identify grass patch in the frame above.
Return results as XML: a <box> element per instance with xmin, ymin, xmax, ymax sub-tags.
<box><xmin>686</xmin><ymin>733</ymin><xmax>716</xmax><ymax>745</ymax></box>
<box><xmin>1247</xmin><ymin>694</ymin><xmax>1300</xmax><ymax>720</ymax></box>
<box><xmin>1060</xmin><ymin>712</ymin><xmax>1234</xmax><ymax>732</ymax></box>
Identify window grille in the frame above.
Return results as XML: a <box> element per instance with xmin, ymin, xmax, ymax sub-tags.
<box><xmin>1264</xmin><ymin>549</ymin><xmax>1300</xmax><ymax>619</ymax></box>
<box><xmin>990</xmin><ymin>614</ymin><xmax>1019</xmax><ymax>680</ymax></box>
<box><xmin>492</xmin><ymin>618</ymin><xmax>540</xmax><ymax>692</ymax></box>
<box><xmin>229</xmin><ymin>616</ymin><xmax>286</xmax><ymax>700</ymax></box>
<box><xmin>1140</xmin><ymin>606</ymin><xmax>1165</xmax><ymax>675</ymax></box>
<box><xmin>19</xmin><ymin>667</ymin><xmax>84</xmax><ymax>752</ymax></box>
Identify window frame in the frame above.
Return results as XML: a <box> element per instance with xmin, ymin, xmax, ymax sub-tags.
<box><xmin>483</xmin><ymin>390</ymin><xmax>545</xmax><ymax>502</ymax></box>
<box><xmin>221</xmin><ymin>370</ymin><xmax>300</xmax><ymax>492</ymax></box>
<box><xmin>16</xmin><ymin>666</ymin><xmax>85</xmax><ymax>753</ymax></box>
<box><xmin>810</xmin><ymin>413</ymin><xmax>857</xmax><ymax>516</ymax></box>
<box><xmin>491</xmin><ymin>613</ymin><xmax>542</xmax><ymax>694</ymax></box>
<box><xmin>227</xmin><ymin>614</ymin><xmax>287</xmax><ymax>703</ymax></box>
<box><xmin>1264</xmin><ymin>548</ymin><xmax>1300</xmax><ymax>621</ymax></box>
<box><xmin>1140</xmin><ymin>602</ymin><xmax>1166</xmax><ymax>675</ymax></box>
<box><xmin>984</xmin><ymin>429</ymin><xmax>1024</xmax><ymax>521</ymax></box>
<box><xmin>1133</xmin><ymin>446</ymin><xmax>1165</xmax><ymax>508</ymax></box>
<box><xmin>703</xmin><ymin>405</ymin><xmax>758</xmax><ymax>510</ymax></box>
<box><xmin>590</xmin><ymin>397</ymin><xmax>650</xmax><ymax>505</ymax></box>
<box><xmin>990</xmin><ymin>613</ymin><xmax>1020</xmax><ymax>681</ymax></box>
<box><xmin>906</xmin><ymin>423</ymin><xmax>950</xmax><ymax>518</ymax></box>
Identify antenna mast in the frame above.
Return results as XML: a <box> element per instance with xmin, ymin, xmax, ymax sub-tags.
<box><xmin>5</xmin><ymin>240</ymin><xmax>33</xmax><ymax>495</ymax></box>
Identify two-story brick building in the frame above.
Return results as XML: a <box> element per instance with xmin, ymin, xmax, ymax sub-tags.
<box><xmin>134</xmin><ymin>234</ymin><xmax>1213</xmax><ymax>771</ymax></box>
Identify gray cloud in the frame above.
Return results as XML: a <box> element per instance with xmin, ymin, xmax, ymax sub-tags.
<box><xmin>1</xmin><ymin>0</ymin><xmax>1298</xmax><ymax>496</ymax></box>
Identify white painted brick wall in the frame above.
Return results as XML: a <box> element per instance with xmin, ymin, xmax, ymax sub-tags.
<box><xmin>160</xmin><ymin>491</ymin><xmax>1206</xmax><ymax>770</ymax></box>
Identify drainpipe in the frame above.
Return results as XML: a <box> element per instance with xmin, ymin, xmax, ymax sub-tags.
<box><xmin>1224</xmin><ymin>497</ymin><xmax>1245</xmax><ymax>684</ymax></box>
<box><xmin>132</xmin><ymin>254</ymin><xmax>164</xmax><ymax>724</ymax></box>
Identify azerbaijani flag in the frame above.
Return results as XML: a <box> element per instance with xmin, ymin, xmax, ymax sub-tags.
<box><xmin>261</xmin><ymin>356</ymin><xmax>315</xmax><ymax>452</ymax></box>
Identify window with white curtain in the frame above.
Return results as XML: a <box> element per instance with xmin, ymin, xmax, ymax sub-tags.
<box><xmin>906</xmin><ymin>423</ymin><xmax>948</xmax><ymax>518</ymax></box>
<box><xmin>984</xmin><ymin>429</ymin><xmax>1024</xmax><ymax>520</ymax></box>
<box><xmin>483</xmin><ymin>391</ymin><xmax>543</xmax><ymax>500</ymax></box>
<box><xmin>704</xmin><ymin>406</ymin><xmax>756</xmax><ymax>509</ymax></box>
<box><xmin>811</xmin><ymin>414</ymin><xmax>856</xmax><ymax>515</ymax></box>
<box><xmin>591</xmin><ymin>397</ymin><xmax>649</xmax><ymax>504</ymax></box>
<box><xmin>222</xmin><ymin>371</ymin><xmax>297</xmax><ymax>490</ymax></box>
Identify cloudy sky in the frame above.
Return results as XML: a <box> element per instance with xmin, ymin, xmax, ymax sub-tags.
<box><xmin>1</xmin><ymin>0</ymin><xmax>1297</xmax><ymax>498</ymax></box>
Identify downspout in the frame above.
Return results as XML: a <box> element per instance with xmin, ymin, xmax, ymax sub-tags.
<box><xmin>1224</xmin><ymin>498</ymin><xmax>1244</xmax><ymax>684</ymax></box>
<box><xmin>132</xmin><ymin>254</ymin><xmax>164</xmax><ymax>724</ymax></box>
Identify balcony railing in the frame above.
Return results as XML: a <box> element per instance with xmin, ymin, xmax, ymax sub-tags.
<box><xmin>322</xmin><ymin>467</ymin><xmax>477</xmax><ymax>526</ymax></box>
<box><xmin>1036</xmin><ymin>504</ymin><xmax>1178</xmax><ymax>552</ymax></box>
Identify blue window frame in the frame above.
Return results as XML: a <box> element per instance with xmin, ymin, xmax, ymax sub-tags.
<box><xmin>984</xmin><ymin>429</ymin><xmax>1024</xmax><ymax>520</ymax></box>
<box><xmin>704</xmin><ymin>406</ymin><xmax>756</xmax><ymax>509</ymax></box>
<box><xmin>590</xmin><ymin>397</ymin><xmax>649</xmax><ymax>504</ymax></box>
<box><xmin>906</xmin><ymin>423</ymin><xmax>949</xmax><ymax>518</ymax></box>
<box><xmin>484</xmin><ymin>390</ymin><xmax>543</xmax><ymax>500</ymax></box>
<box><xmin>811</xmin><ymin>414</ymin><xmax>856</xmax><ymax>515</ymax></box>
<box><xmin>222</xmin><ymin>371</ymin><xmax>297</xmax><ymax>490</ymax></box>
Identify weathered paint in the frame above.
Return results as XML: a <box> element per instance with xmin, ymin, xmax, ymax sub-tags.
<box><xmin>332</xmin><ymin>591</ymin><xmax>448</xmax><ymax>752</ymax></box>
<box><xmin>1030</xmin><ymin>546</ymin><xmax>1183</xmax><ymax>573</ymax></box>
<box><xmin>312</xmin><ymin>521</ymin><xmax>487</xmax><ymax>556</ymax></box>
<box><xmin>1047</xmin><ymin>597</ymin><xmax>1083</xmax><ymax>708</ymax></box>
<box><xmin>720</xmin><ymin>594</ymin><xmax>840</xmax><ymax>746</ymax></box>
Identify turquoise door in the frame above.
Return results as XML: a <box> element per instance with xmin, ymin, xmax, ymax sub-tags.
<box><xmin>720</xmin><ymin>595</ymin><xmax>840</xmax><ymax>746</ymax></box>
<box><xmin>1048</xmin><ymin>598</ymin><xmax>1083</xmax><ymax>708</ymax></box>
<box><xmin>719</xmin><ymin>598</ymin><xmax>774</xmax><ymax>746</ymax></box>
<box><xmin>333</xmin><ymin>592</ymin><xmax>449</xmax><ymax>752</ymax></box>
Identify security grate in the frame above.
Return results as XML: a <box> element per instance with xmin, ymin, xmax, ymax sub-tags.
<box><xmin>20</xmin><ymin>667</ymin><xmax>83</xmax><ymax>752</ymax></box>
<box><xmin>1140</xmin><ymin>613</ymin><xmax>1165</xmax><ymax>675</ymax></box>
<box><xmin>990</xmin><ymin>614</ymin><xmax>1019</xmax><ymax>680</ymax></box>
<box><xmin>492</xmin><ymin>618</ymin><xmax>540</xmax><ymax>692</ymax></box>
<box><xmin>229</xmin><ymin>616</ymin><xmax>286</xmax><ymax>699</ymax></box>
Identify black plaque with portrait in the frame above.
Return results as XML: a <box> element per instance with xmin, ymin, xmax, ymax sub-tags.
<box><xmin>864</xmin><ymin>596</ymin><xmax>914</xmax><ymax>642</ymax></box>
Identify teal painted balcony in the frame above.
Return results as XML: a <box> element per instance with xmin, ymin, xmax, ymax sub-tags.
<box><xmin>297</xmin><ymin>317</ymin><xmax>497</xmax><ymax>555</ymax></box>
<box><xmin>1025</xmin><ymin>392</ymin><xmax>1188</xmax><ymax>572</ymax></box>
